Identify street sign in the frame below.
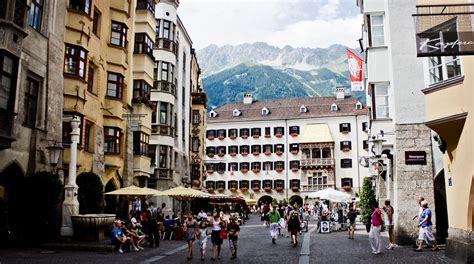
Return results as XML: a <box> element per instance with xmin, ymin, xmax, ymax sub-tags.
<box><xmin>405</xmin><ymin>151</ymin><xmax>427</xmax><ymax>165</ymax></box>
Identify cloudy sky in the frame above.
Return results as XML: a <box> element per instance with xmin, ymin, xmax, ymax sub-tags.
<box><xmin>179</xmin><ymin>0</ymin><xmax>362</xmax><ymax>50</ymax></box>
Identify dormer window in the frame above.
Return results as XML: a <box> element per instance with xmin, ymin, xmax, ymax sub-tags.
<box><xmin>209</xmin><ymin>110</ymin><xmax>217</xmax><ymax>118</ymax></box>
<box><xmin>300</xmin><ymin>105</ymin><xmax>308</xmax><ymax>113</ymax></box>
<box><xmin>261</xmin><ymin>107</ymin><xmax>270</xmax><ymax>116</ymax></box>
<box><xmin>331</xmin><ymin>103</ymin><xmax>338</xmax><ymax>112</ymax></box>
<box><xmin>233</xmin><ymin>108</ymin><xmax>241</xmax><ymax>117</ymax></box>
<box><xmin>356</xmin><ymin>101</ymin><xmax>363</xmax><ymax>110</ymax></box>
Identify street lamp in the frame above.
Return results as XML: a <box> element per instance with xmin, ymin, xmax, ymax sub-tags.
<box><xmin>47</xmin><ymin>143</ymin><xmax>63</xmax><ymax>168</ymax></box>
<box><xmin>369</xmin><ymin>137</ymin><xmax>386</xmax><ymax>157</ymax></box>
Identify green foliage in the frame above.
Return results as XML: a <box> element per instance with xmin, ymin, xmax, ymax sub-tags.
<box><xmin>77</xmin><ymin>172</ymin><xmax>104</xmax><ymax>214</ymax></box>
<box><xmin>280</xmin><ymin>198</ymin><xmax>288</xmax><ymax>206</ymax></box>
<box><xmin>271</xmin><ymin>198</ymin><xmax>278</xmax><ymax>206</ymax></box>
<box><xmin>359</xmin><ymin>177</ymin><xmax>376</xmax><ymax>225</ymax></box>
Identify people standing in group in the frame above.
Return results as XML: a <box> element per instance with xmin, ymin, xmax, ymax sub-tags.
<box><xmin>210</xmin><ymin>211</ymin><xmax>224</xmax><ymax>261</ymax></box>
<box><xmin>287</xmin><ymin>205</ymin><xmax>301</xmax><ymax>247</ymax></box>
<box><xmin>198</xmin><ymin>210</ymin><xmax>207</xmax><ymax>221</ymax></box>
<box><xmin>415</xmin><ymin>201</ymin><xmax>439</xmax><ymax>252</ymax></box>
<box><xmin>227</xmin><ymin>216</ymin><xmax>240</xmax><ymax>259</ymax></box>
<box><xmin>268</xmin><ymin>206</ymin><xmax>281</xmax><ymax>244</ymax></box>
<box><xmin>369</xmin><ymin>201</ymin><xmax>383</xmax><ymax>255</ymax></box>
<box><xmin>184</xmin><ymin>212</ymin><xmax>197</xmax><ymax>261</ymax></box>
<box><xmin>346</xmin><ymin>203</ymin><xmax>357</xmax><ymax>240</ymax></box>
<box><xmin>383</xmin><ymin>200</ymin><xmax>397</xmax><ymax>249</ymax></box>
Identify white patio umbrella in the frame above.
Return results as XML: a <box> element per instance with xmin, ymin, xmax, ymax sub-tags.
<box><xmin>307</xmin><ymin>188</ymin><xmax>352</xmax><ymax>202</ymax></box>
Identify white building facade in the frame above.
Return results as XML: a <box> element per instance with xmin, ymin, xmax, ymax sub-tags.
<box><xmin>204</xmin><ymin>93</ymin><xmax>369</xmax><ymax>205</ymax></box>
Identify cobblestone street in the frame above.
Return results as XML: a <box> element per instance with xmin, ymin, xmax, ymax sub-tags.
<box><xmin>0</xmin><ymin>215</ymin><xmax>453</xmax><ymax>264</ymax></box>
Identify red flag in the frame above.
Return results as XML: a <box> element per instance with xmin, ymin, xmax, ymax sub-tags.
<box><xmin>346</xmin><ymin>48</ymin><xmax>364</xmax><ymax>91</ymax></box>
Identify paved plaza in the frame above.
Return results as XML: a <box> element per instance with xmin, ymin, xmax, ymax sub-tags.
<box><xmin>0</xmin><ymin>215</ymin><xmax>453</xmax><ymax>264</ymax></box>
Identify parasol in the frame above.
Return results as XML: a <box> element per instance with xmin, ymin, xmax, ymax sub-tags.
<box><xmin>160</xmin><ymin>186</ymin><xmax>211</xmax><ymax>200</ymax></box>
<box><xmin>307</xmin><ymin>188</ymin><xmax>352</xmax><ymax>202</ymax></box>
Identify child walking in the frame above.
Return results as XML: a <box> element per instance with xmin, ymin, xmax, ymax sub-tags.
<box><xmin>197</xmin><ymin>220</ymin><xmax>209</xmax><ymax>261</ymax></box>
<box><xmin>226</xmin><ymin>217</ymin><xmax>240</xmax><ymax>259</ymax></box>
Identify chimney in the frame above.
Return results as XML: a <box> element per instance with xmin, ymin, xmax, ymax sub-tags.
<box><xmin>336</xmin><ymin>87</ymin><xmax>345</xmax><ymax>100</ymax></box>
<box><xmin>243</xmin><ymin>93</ymin><xmax>253</xmax><ymax>104</ymax></box>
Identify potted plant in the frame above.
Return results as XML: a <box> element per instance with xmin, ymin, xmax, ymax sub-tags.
<box><xmin>229</xmin><ymin>135</ymin><xmax>236</xmax><ymax>139</ymax></box>
<box><xmin>217</xmin><ymin>187</ymin><xmax>225</xmax><ymax>192</ymax></box>
<box><xmin>264</xmin><ymin>134</ymin><xmax>271</xmax><ymax>138</ymax></box>
<box><xmin>207</xmin><ymin>187</ymin><xmax>214</xmax><ymax>193</ymax></box>
<box><xmin>241</xmin><ymin>152</ymin><xmax>248</xmax><ymax>156</ymax></box>
<box><xmin>264</xmin><ymin>186</ymin><xmax>272</xmax><ymax>192</ymax></box>
<box><xmin>218</xmin><ymin>136</ymin><xmax>225</xmax><ymax>140</ymax></box>
<box><xmin>207</xmin><ymin>135</ymin><xmax>214</xmax><ymax>140</ymax></box>
<box><xmin>291</xmin><ymin>150</ymin><xmax>298</xmax><ymax>154</ymax></box>
<box><xmin>218</xmin><ymin>153</ymin><xmax>225</xmax><ymax>157</ymax></box>
<box><xmin>230</xmin><ymin>152</ymin><xmax>236</xmax><ymax>157</ymax></box>
<box><xmin>359</xmin><ymin>177</ymin><xmax>376</xmax><ymax>232</ymax></box>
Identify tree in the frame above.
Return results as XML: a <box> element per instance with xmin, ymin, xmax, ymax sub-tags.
<box><xmin>359</xmin><ymin>177</ymin><xmax>376</xmax><ymax>226</ymax></box>
<box><xmin>77</xmin><ymin>172</ymin><xmax>104</xmax><ymax>214</ymax></box>
<box><xmin>271</xmin><ymin>198</ymin><xmax>278</xmax><ymax>206</ymax></box>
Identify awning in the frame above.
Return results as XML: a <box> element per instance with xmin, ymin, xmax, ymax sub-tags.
<box><xmin>299</xmin><ymin>124</ymin><xmax>334</xmax><ymax>143</ymax></box>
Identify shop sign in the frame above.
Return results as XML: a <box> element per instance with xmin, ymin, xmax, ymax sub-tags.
<box><xmin>405</xmin><ymin>151</ymin><xmax>427</xmax><ymax>165</ymax></box>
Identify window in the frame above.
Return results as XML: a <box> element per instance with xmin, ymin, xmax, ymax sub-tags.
<box><xmin>274</xmin><ymin>180</ymin><xmax>284</xmax><ymax>189</ymax></box>
<box><xmin>290</xmin><ymin>143</ymin><xmax>299</xmax><ymax>153</ymax></box>
<box><xmin>191</xmin><ymin>137</ymin><xmax>199</xmax><ymax>152</ymax></box>
<box><xmin>289</xmin><ymin>126</ymin><xmax>300</xmax><ymax>135</ymax></box>
<box><xmin>181</xmin><ymin>119</ymin><xmax>185</xmax><ymax>142</ymax></box>
<box><xmin>290</xmin><ymin>160</ymin><xmax>300</xmax><ymax>171</ymax></box>
<box><xmin>232</xmin><ymin>109</ymin><xmax>241</xmax><ymax>117</ymax></box>
<box><xmin>136</xmin><ymin>0</ymin><xmax>155</xmax><ymax>15</ymax></box>
<box><xmin>134</xmin><ymin>33</ymin><xmax>154</xmax><ymax>59</ymax></box>
<box><xmin>363</xmin><ymin>140</ymin><xmax>369</xmax><ymax>150</ymax></box>
<box><xmin>302</xmin><ymin>148</ymin><xmax>310</xmax><ymax>159</ymax></box>
<box><xmin>24</xmin><ymin>77</ymin><xmax>39</xmax><ymax>127</ymax></box>
<box><xmin>163</xmin><ymin>20</ymin><xmax>171</xmax><ymax>39</ymax></box>
<box><xmin>228</xmin><ymin>181</ymin><xmax>238</xmax><ymax>190</ymax></box>
<box><xmin>240</xmin><ymin>162</ymin><xmax>249</xmax><ymax>171</ymax></box>
<box><xmin>228</xmin><ymin>129</ymin><xmax>238</xmax><ymax>138</ymax></box>
<box><xmin>133</xmin><ymin>131</ymin><xmax>149</xmax><ymax>156</ymax></box>
<box><xmin>155</xmin><ymin>19</ymin><xmax>160</xmax><ymax>38</ymax></box>
<box><xmin>274</xmin><ymin>127</ymin><xmax>284</xmax><ymax>136</ymax></box>
<box><xmin>62</xmin><ymin>113</ymin><xmax>83</xmax><ymax>145</ymax></box>
<box><xmin>182</xmin><ymin>52</ymin><xmax>186</xmax><ymax>72</ymax></box>
<box><xmin>13</xmin><ymin>0</ymin><xmax>28</xmax><ymax>27</ymax></box>
<box><xmin>300</xmin><ymin>105</ymin><xmax>308</xmax><ymax>113</ymax></box>
<box><xmin>263</xmin><ymin>161</ymin><xmax>273</xmax><ymax>171</ymax></box>
<box><xmin>104</xmin><ymin>127</ymin><xmax>121</xmax><ymax>154</ymax></box>
<box><xmin>310</xmin><ymin>148</ymin><xmax>321</xmax><ymax>159</ymax></box>
<box><xmin>240</xmin><ymin>180</ymin><xmax>249</xmax><ymax>189</ymax></box>
<box><xmin>0</xmin><ymin>52</ymin><xmax>19</xmax><ymax>111</ymax></box>
<box><xmin>290</xmin><ymin>179</ymin><xmax>300</xmax><ymax>189</ymax></box>
<box><xmin>341</xmin><ymin>178</ymin><xmax>353</xmax><ymax>187</ymax></box>
<box><xmin>148</xmin><ymin>145</ymin><xmax>156</xmax><ymax>166</ymax></box>
<box><xmin>228</xmin><ymin>145</ymin><xmax>238</xmax><ymax>155</ymax></box>
<box><xmin>263</xmin><ymin>180</ymin><xmax>272</xmax><ymax>189</ymax></box>
<box><xmin>161</xmin><ymin>61</ymin><xmax>169</xmax><ymax>81</ymax></box>
<box><xmin>368</xmin><ymin>14</ymin><xmax>384</xmax><ymax>46</ymax></box>
<box><xmin>261</xmin><ymin>107</ymin><xmax>269</xmax><ymax>116</ymax></box>
<box><xmin>110</xmin><ymin>21</ymin><xmax>128</xmax><ymax>48</ymax></box>
<box><xmin>341</xmin><ymin>159</ymin><xmax>352</xmax><ymax>168</ymax></box>
<box><xmin>217</xmin><ymin>146</ymin><xmax>226</xmax><ymax>156</ymax></box>
<box><xmin>251</xmin><ymin>145</ymin><xmax>261</xmax><ymax>154</ymax></box>
<box><xmin>356</xmin><ymin>101</ymin><xmax>363</xmax><ymax>110</ymax></box>
<box><xmin>275</xmin><ymin>161</ymin><xmax>284</xmax><ymax>171</ymax></box>
<box><xmin>362</xmin><ymin>122</ymin><xmax>369</xmax><ymax>132</ymax></box>
<box><xmin>92</xmin><ymin>9</ymin><xmax>101</xmax><ymax>36</ymax></box>
<box><xmin>308</xmin><ymin>171</ymin><xmax>327</xmax><ymax>188</ymax></box>
<box><xmin>340</xmin><ymin>141</ymin><xmax>352</xmax><ymax>151</ymax></box>
<box><xmin>263</xmin><ymin>144</ymin><xmax>273</xmax><ymax>154</ymax></box>
<box><xmin>133</xmin><ymin>80</ymin><xmax>151</xmax><ymax>98</ymax></box>
<box><xmin>372</xmin><ymin>84</ymin><xmax>389</xmax><ymax>119</ymax></box>
<box><xmin>240</xmin><ymin>145</ymin><xmax>249</xmax><ymax>155</ymax></box>
<box><xmin>64</xmin><ymin>44</ymin><xmax>87</xmax><ymax>79</ymax></box>
<box><xmin>275</xmin><ymin>144</ymin><xmax>284</xmax><ymax>153</ymax></box>
<box><xmin>84</xmin><ymin>122</ymin><xmax>93</xmax><ymax>152</ymax></box>
<box><xmin>28</xmin><ymin>0</ymin><xmax>43</xmax><ymax>30</ymax></box>
<box><xmin>251</xmin><ymin>180</ymin><xmax>261</xmax><ymax>189</ymax></box>
<box><xmin>228</xmin><ymin>162</ymin><xmax>238</xmax><ymax>172</ymax></box>
<box><xmin>192</xmin><ymin>110</ymin><xmax>200</xmax><ymax>124</ymax></box>
<box><xmin>339</xmin><ymin>123</ymin><xmax>351</xmax><ymax>133</ymax></box>
<box><xmin>159</xmin><ymin>102</ymin><xmax>168</xmax><ymax>124</ymax></box>
<box><xmin>240</xmin><ymin>128</ymin><xmax>249</xmax><ymax>138</ymax></box>
<box><xmin>251</xmin><ymin>127</ymin><xmax>261</xmax><ymax>137</ymax></box>
<box><xmin>216</xmin><ymin>162</ymin><xmax>225</xmax><ymax>173</ymax></box>
<box><xmin>206</xmin><ymin>146</ymin><xmax>215</xmax><ymax>156</ymax></box>
<box><xmin>428</xmin><ymin>56</ymin><xmax>461</xmax><ymax>84</ymax></box>
<box><xmin>206</xmin><ymin>130</ymin><xmax>216</xmax><ymax>139</ymax></box>
<box><xmin>331</xmin><ymin>103</ymin><xmax>338</xmax><ymax>112</ymax></box>
<box><xmin>217</xmin><ymin>129</ymin><xmax>226</xmax><ymax>139</ymax></box>
<box><xmin>216</xmin><ymin>181</ymin><xmax>225</xmax><ymax>190</ymax></box>
<box><xmin>69</xmin><ymin>0</ymin><xmax>91</xmax><ymax>15</ymax></box>
<box><xmin>191</xmin><ymin>165</ymin><xmax>200</xmax><ymax>181</ymax></box>
<box><xmin>322</xmin><ymin>148</ymin><xmax>332</xmax><ymax>158</ymax></box>
<box><xmin>251</xmin><ymin>162</ymin><xmax>261</xmax><ymax>171</ymax></box>
<box><xmin>264</xmin><ymin>127</ymin><xmax>271</xmax><ymax>137</ymax></box>
<box><xmin>87</xmin><ymin>64</ymin><xmax>95</xmax><ymax>94</ymax></box>
<box><xmin>106</xmin><ymin>72</ymin><xmax>123</xmax><ymax>98</ymax></box>
<box><xmin>159</xmin><ymin>145</ymin><xmax>168</xmax><ymax>168</ymax></box>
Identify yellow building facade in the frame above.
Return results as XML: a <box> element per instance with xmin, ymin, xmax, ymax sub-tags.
<box><xmin>62</xmin><ymin>0</ymin><xmax>135</xmax><ymax>200</ymax></box>
<box><xmin>415</xmin><ymin>1</ymin><xmax>473</xmax><ymax>262</ymax></box>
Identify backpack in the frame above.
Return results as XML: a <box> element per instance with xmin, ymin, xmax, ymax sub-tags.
<box><xmin>289</xmin><ymin>212</ymin><xmax>298</xmax><ymax>224</ymax></box>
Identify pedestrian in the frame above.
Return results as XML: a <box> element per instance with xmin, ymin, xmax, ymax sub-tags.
<box><xmin>346</xmin><ymin>203</ymin><xmax>357</xmax><ymax>240</ymax></box>
<box><xmin>197</xmin><ymin>220</ymin><xmax>209</xmax><ymax>261</ymax></box>
<box><xmin>412</xmin><ymin>196</ymin><xmax>424</xmax><ymax>221</ymax></box>
<box><xmin>287</xmin><ymin>205</ymin><xmax>301</xmax><ymax>247</ymax></box>
<box><xmin>369</xmin><ymin>201</ymin><xmax>383</xmax><ymax>255</ymax></box>
<box><xmin>383</xmin><ymin>200</ymin><xmax>396</xmax><ymax>249</ymax></box>
<box><xmin>210</xmin><ymin>211</ymin><xmax>224</xmax><ymax>261</ymax></box>
<box><xmin>227</xmin><ymin>216</ymin><xmax>240</xmax><ymax>259</ymax></box>
<box><xmin>268</xmin><ymin>206</ymin><xmax>281</xmax><ymax>244</ymax></box>
<box><xmin>184</xmin><ymin>212</ymin><xmax>197</xmax><ymax>261</ymax></box>
<box><xmin>263</xmin><ymin>203</ymin><xmax>270</xmax><ymax>227</ymax></box>
<box><xmin>147</xmin><ymin>202</ymin><xmax>159</xmax><ymax>247</ymax></box>
<box><xmin>415</xmin><ymin>201</ymin><xmax>439</xmax><ymax>252</ymax></box>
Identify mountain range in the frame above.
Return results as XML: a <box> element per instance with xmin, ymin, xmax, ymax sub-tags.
<box><xmin>197</xmin><ymin>42</ymin><xmax>364</xmax><ymax>108</ymax></box>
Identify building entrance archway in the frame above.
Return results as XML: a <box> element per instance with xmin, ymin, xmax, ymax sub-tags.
<box><xmin>434</xmin><ymin>169</ymin><xmax>448</xmax><ymax>243</ymax></box>
<box><xmin>258</xmin><ymin>195</ymin><xmax>273</xmax><ymax>206</ymax></box>
<box><xmin>289</xmin><ymin>195</ymin><xmax>303</xmax><ymax>207</ymax></box>
<box><xmin>104</xmin><ymin>179</ymin><xmax>119</xmax><ymax>215</ymax></box>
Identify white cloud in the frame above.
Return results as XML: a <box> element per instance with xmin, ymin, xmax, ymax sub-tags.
<box><xmin>178</xmin><ymin>0</ymin><xmax>361</xmax><ymax>49</ymax></box>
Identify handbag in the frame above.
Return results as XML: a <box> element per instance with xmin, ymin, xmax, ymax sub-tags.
<box><xmin>219</xmin><ymin>229</ymin><xmax>228</xmax><ymax>240</ymax></box>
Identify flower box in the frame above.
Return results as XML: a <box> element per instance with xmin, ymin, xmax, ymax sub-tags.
<box><xmin>240</xmin><ymin>169</ymin><xmax>248</xmax><ymax>173</ymax></box>
<box><xmin>291</xmin><ymin>150</ymin><xmax>298</xmax><ymax>154</ymax></box>
<box><xmin>241</xmin><ymin>187</ymin><xmax>248</xmax><ymax>192</ymax></box>
<box><xmin>230</xmin><ymin>153</ymin><xmax>236</xmax><ymax>157</ymax></box>
<box><xmin>275</xmin><ymin>134</ymin><xmax>283</xmax><ymax>138</ymax></box>
<box><xmin>291</xmin><ymin>133</ymin><xmax>298</xmax><ymax>137</ymax></box>
<box><xmin>276</xmin><ymin>187</ymin><xmax>284</xmax><ymax>192</ymax></box>
<box><xmin>276</xmin><ymin>168</ymin><xmax>283</xmax><ymax>173</ymax></box>
<box><xmin>241</xmin><ymin>135</ymin><xmax>248</xmax><ymax>139</ymax></box>
<box><xmin>207</xmin><ymin>169</ymin><xmax>214</xmax><ymax>174</ymax></box>
<box><xmin>207</xmin><ymin>136</ymin><xmax>214</xmax><ymax>140</ymax></box>
<box><xmin>207</xmin><ymin>153</ymin><xmax>214</xmax><ymax>158</ymax></box>
<box><xmin>252</xmin><ymin>135</ymin><xmax>260</xmax><ymax>139</ymax></box>
<box><xmin>291</xmin><ymin>168</ymin><xmax>299</xmax><ymax>172</ymax></box>
<box><xmin>207</xmin><ymin>188</ymin><xmax>214</xmax><ymax>193</ymax></box>
<box><xmin>343</xmin><ymin>186</ymin><xmax>352</xmax><ymax>192</ymax></box>
<box><xmin>264</xmin><ymin>134</ymin><xmax>271</xmax><ymax>138</ymax></box>
<box><xmin>218</xmin><ymin>136</ymin><xmax>225</xmax><ymax>140</ymax></box>
<box><xmin>241</xmin><ymin>152</ymin><xmax>248</xmax><ymax>156</ymax></box>
<box><xmin>217</xmin><ymin>188</ymin><xmax>225</xmax><ymax>192</ymax></box>
<box><xmin>217</xmin><ymin>170</ymin><xmax>224</xmax><ymax>174</ymax></box>
<box><xmin>252</xmin><ymin>169</ymin><xmax>260</xmax><ymax>173</ymax></box>
<box><xmin>264</xmin><ymin>151</ymin><xmax>271</xmax><ymax>156</ymax></box>
<box><xmin>252</xmin><ymin>187</ymin><xmax>260</xmax><ymax>192</ymax></box>
<box><xmin>291</xmin><ymin>186</ymin><xmax>299</xmax><ymax>192</ymax></box>
<box><xmin>229</xmin><ymin>135</ymin><xmax>236</xmax><ymax>139</ymax></box>
<box><xmin>276</xmin><ymin>151</ymin><xmax>283</xmax><ymax>156</ymax></box>
<box><xmin>264</xmin><ymin>187</ymin><xmax>272</xmax><ymax>192</ymax></box>
<box><xmin>252</xmin><ymin>152</ymin><xmax>260</xmax><ymax>156</ymax></box>
<box><xmin>230</xmin><ymin>187</ymin><xmax>237</xmax><ymax>192</ymax></box>
<box><xmin>218</xmin><ymin>153</ymin><xmax>225</xmax><ymax>157</ymax></box>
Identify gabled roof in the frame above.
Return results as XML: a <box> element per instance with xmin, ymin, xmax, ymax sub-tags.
<box><xmin>207</xmin><ymin>96</ymin><xmax>366</xmax><ymax>123</ymax></box>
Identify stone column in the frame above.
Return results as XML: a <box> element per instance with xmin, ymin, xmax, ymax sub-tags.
<box><xmin>60</xmin><ymin>116</ymin><xmax>81</xmax><ymax>237</ymax></box>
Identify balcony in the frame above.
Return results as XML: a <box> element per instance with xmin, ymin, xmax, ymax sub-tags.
<box><xmin>0</xmin><ymin>108</ymin><xmax>16</xmax><ymax>150</ymax></box>
<box><xmin>151</xmin><ymin>125</ymin><xmax>175</xmax><ymax>137</ymax></box>
<box><xmin>300</xmin><ymin>184</ymin><xmax>332</xmax><ymax>192</ymax></box>
<box><xmin>300</xmin><ymin>158</ymin><xmax>335</xmax><ymax>167</ymax></box>
<box><xmin>154</xmin><ymin>38</ymin><xmax>178</xmax><ymax>55</ymax></box>
<box><xmin>191</xmin><ymin>92</ymin><xmax>207</xmax><ymax>105</ymax></box>
<box><xmin>153</xmin><ymin>80</ymin><xmax>176</xmax><ymax>96</ymax></box>
<box><xmin>155</xmin><ymin>168</ymin><xmax>173</xmax><ymax>180</ymax></box>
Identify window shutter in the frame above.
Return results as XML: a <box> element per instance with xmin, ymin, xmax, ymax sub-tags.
<box><xmin>340</xmin><ymin>141</ymin><xmax>343</xmax><ymax>150</ymax></box>
<box><xmin>347</xmin><ymin>123</ymin><xmax>351</xmax><ymax>132</ymax></box>
<box><xmin>339</xmin><ymin>123</ymin><xmax>343</xmax><ymax>132</ymax></box>
<box><xmin>349</xmin><ymin>141</ymin><xmax>352</xmax><ymax>149</ymax></box>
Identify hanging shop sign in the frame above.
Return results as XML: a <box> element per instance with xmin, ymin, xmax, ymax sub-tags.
<box><xmin>405</xmin><ymin>151</ymin><xmax>427</xmax><ymax>165</ymax></box>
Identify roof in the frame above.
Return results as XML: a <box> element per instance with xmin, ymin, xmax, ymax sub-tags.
<box><xmin>207</xmin><ymin>96</ymin><xmax>366</xmax><ymax>123</ymax></box>
<box><xmin>300</xmin><ymin>124</ymin><xmax>334</xmax><ymax>143</ymax></box>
